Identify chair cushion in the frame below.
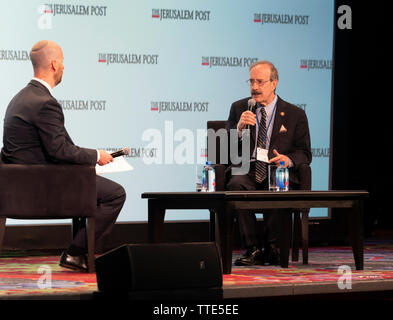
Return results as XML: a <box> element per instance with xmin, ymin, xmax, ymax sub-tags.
<box><xmin>0</xmin><ymin>164</ymin><xmax>96</xmax><ymax>219</ymax></box>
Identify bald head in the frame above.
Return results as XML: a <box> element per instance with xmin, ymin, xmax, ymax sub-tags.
<box><xmin>30</xmin><ymin>40</ymin><xmax>62</xmax><ymax>72</ymax></box>
<box><xmin>30</xmin><ymin>40</ymin><xmax>64</xmax><ymax>87</ymax></box>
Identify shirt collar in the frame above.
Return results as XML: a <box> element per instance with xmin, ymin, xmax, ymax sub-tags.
<box><xmin>32</xmin><ymin>77</ymin><xmax>53</xmax><ymax>95</ymax></box>
<box><xmin>257</xmin><ymin>95</ymin><xmax>277</xmax><ymax>112</ymax></box>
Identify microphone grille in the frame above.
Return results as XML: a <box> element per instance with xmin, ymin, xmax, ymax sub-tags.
<box><xmin>122</xmin><ymin>147</ymin><xmax>130</xmax><ymax>155</ymax></box>
<box><xmin>248</xmin><ymin>98</ymin><xmax>256</xmax><ymax>108</ymax></box>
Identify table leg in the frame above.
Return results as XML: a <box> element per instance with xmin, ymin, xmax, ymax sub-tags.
<box><xmin>148</xmin><ymin>199</ymin><xmax>166</xmax><ymax>243</ymax></box>
<box><xmin>217</xmin><ymin>204</ymin><xmax>234</xmax><ymax>274</ymax></box>
<box><xmin>301</xmin><ymin>210</ymin><xmax>309</xmax><ymax>265</ymax></box>
<box><xmin>292</xmin><ymin>211</ymin><xmax>301</xmax><ymax>262</ymax></box>
<box><xmin>348</xmin><ymin>200</ymin><xmax>364</xmax><ymax>270</ymax></box>
<box><xmin>0</xmin><ymin>217</ymin><xmax>6</xmax><ymax>251</ymax></box>
<box><xmin>209</xmin><ymin>210</ymin><xmax>216</xmax><ymax>242</ymax></box>
<box><xmin>279</xmin><ymin>209</ymin><xmax>291</xmax><ymax>268</ymax></box>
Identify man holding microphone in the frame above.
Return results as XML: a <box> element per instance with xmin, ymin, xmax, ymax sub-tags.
<box><xmin>226</xmin><ymin>60</ymin><xmax>311</xmax><ymax>266</ymax></box>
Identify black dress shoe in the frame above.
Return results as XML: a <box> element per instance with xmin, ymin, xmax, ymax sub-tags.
<box><xmin>59</xmin><ymin>251</ymin><xmax>87</xmax><ymax>272</ymax></box>
<box><xmin>234</xmin><ymin>246</ymin><xmax>265</xmax><ymax>266</ymax></box>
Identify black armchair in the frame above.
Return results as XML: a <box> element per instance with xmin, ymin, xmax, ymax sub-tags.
<box><xmin>207</xmin><ymin>120</ymin><xmax>311</xmax><ymax>264</ymax></box>
<box><xmin>0</xmin><ymin>158</ymin><xmax>97</xmax><ymax>273</ymax></box>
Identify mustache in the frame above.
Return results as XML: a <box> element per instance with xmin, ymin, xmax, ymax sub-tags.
<box><xmin>251</xmin><ymin>90</ymin><xmax>262</xmax><ymax>95</ymax></box>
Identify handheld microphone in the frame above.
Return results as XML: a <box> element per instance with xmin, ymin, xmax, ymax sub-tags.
<box><xmin>110</xmin><ymin>147</ymin><xmax>130</xmax><ymax>158</ymax></box>
<box><xmin>248</xmin><ymin>98</ymin><xmax>256</xmax><ymax>112</ymax></box>
<box><xmin>247</xmin><ymin>98</ymin><xmax>256</xmax><ymax>130</ymax></box>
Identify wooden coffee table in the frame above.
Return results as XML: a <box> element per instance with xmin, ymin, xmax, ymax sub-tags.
<box><xmin>142</xmin><ymin>190</ymin><xmax>368</xmax><ymax>274</ymax></box>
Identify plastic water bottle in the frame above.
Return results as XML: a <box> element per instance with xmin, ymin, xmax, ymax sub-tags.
<box><xmin>201</xmin><ymin>165</ymin><xmax>207</xmax><ymax>192</ymax></box>
<box><xmin>276</xmin><ymin>161</ymin><xmax>289</xmax><ymax>191</ymax></box>
<box><xmin>202</xmin><ymin>161</ymin><xmax>216</xmax><ymax>192</ymax></box>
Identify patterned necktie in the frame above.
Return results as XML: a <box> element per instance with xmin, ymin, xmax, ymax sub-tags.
<box><xmin>255</xmin><ymin>106</ymin><xmax>267</xmax><ymax>183</ymax></box>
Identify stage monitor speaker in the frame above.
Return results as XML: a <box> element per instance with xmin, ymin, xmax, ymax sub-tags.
<box><xmin>95</xmin><ymin>242</ymin><xmax>223</xmax><ymax>292</ymax></box>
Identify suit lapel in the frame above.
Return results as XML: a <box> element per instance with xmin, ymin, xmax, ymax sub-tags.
<box><xmin>269</xmin><ymin>96</ymin><xmax>285</xmax><ymax>157</ymax></box>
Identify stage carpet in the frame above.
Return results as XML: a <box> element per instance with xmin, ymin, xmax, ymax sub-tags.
<box><xmin>1</xmin><ymin>241</ymin><xmax>393</xmax><ymax>300</ymax></box>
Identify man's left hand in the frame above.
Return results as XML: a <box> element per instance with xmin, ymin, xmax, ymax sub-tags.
<box><xmin>269</xmin><ymin>149</ymin><xmax>290</xmax><ymax>167</ymax></box>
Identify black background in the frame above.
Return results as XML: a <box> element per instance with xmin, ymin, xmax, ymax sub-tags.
<box><xmin>332</xmin><ymin>0</ymin><xmax>389</xmax><ymax>236</ymax></box>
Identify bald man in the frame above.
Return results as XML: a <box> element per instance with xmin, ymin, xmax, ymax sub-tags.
<box><xmin>1</xmin><ymin>40</ymin><xmax>126</xmax><ymax>271</ymax></box>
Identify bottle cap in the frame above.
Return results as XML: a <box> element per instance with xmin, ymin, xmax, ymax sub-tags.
<box><xmin>206</xmin><ymin>161</ymin><xmax>211</xmax><ymax>165</ymax></box>
<box><xmin>280</xmin><ymin>161</ymin><xmax>285</xmax><ymax>166</ymax></box>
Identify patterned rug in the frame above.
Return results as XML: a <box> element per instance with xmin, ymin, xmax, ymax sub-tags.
<box><xmin>0</xmin><ymin>254</ymin><xmax>97</xmax><ymax>297</ymax></box>
<box><xmin>1</xmin><ymin>242</ymin><xmax>393</xmax><ymax>298</ymax></box>
<box><xmin>227</xmin><ymin>243</ymin><xmax>393</xmax><ymax>286</ymax></box>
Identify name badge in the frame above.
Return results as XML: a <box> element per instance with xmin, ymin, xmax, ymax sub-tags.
<box><xmin>257</xmin><ymin>148</ymin><xmax>269</xmax><ymax>163</ymax></box>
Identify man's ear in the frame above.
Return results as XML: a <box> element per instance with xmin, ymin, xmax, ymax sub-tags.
<box><xmin>50</xmin><ymin>60</ymin><xmax>57</xmax><ymax>72</ymax></box>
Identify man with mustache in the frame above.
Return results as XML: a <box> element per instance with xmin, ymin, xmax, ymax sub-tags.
<box><xmin>1</xmin><ymin>40</ymin><xmax>126</xmax><ymax>271</ymax></box>
<box><xmin>226</xmin><ymin>60</ymin><xmax>311</xmax><ymax>266</ymax></box>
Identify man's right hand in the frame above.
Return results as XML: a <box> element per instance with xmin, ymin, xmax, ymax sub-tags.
<box><xmin>237</xmin><ymin>110</ymin><xmax>256</xmax><ymax>131</ymax></box>
<box><xmin>98</xmin><ymin>150</ymin><xmax>114</xmax><ymax>166</ymax></box>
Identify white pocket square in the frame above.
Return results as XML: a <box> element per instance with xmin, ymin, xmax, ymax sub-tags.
<box><xmin>279</xmin><ymin>124</ymin><xmax>287</xmax><ymax>133</ymax></box>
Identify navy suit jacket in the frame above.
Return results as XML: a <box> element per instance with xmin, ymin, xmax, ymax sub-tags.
<box><xmin>1</xmin><ymin>80</ymin><xmax>97</xmax><ymax>165</ymax></box>
<box><xmin>226</xmin><ymin>95</ymin><xmax>312</xmax><ymax>185</ymax></box>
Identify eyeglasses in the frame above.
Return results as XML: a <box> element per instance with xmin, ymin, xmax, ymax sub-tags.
<box><xmin>246</xmin><ymin>79</ymin><xmax>271</xmax><ymax>86</ymax></box>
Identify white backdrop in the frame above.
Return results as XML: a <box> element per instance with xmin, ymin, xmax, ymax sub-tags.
<box><xmin>0</xmin><ymin>0</ymin><xmax>334</xmax><ymax>224</ymax></box>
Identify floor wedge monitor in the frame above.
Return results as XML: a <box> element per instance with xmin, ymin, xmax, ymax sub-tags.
<box><xmin>95</xmin><ymin>242</ymin><xmax>223</xmax><ymax>292</ymax></box>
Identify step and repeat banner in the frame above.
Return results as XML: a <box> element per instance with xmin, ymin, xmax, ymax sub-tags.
<box><xmin>0</xmin><ymin>0</ymin><xmax>334</xmax><ymax>224</ymax></box>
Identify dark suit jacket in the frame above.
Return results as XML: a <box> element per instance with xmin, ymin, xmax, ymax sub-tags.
<box><xmin>1</xmin><ymin>80</ymin><xmax>97</xmax><ymax>165</ymax></box>
<box><xmin>226</xmin><ymin>95</ymin><xmax>312</xmax><ymax>185</ymax></box>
